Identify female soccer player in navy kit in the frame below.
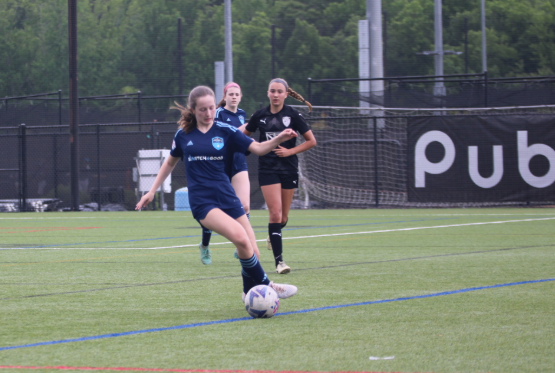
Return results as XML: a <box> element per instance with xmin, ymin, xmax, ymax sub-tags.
<box><xmin>135</xmin><ymin>85</ymin><xmax>297</xmax><ymax>300</ymax></box>
<box><xmin>198</xmin><ymin>82</ymin><xmax>252</xmax><ymax>264</ymax></box>
<box><xmin>244</xmin><ymin>78</ymin><xmax>317</xmax><ymax>274</ymax></box>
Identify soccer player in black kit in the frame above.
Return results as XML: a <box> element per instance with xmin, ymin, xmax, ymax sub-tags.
<box><xmin>244</xmin><ymin>78</ymin><xmax>317</xmax><ymax>274</ymax></box>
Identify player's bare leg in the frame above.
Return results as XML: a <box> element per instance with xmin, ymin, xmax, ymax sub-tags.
<box><xmin>232</xmin><ymin>171</ymin><xmax>252</xmax><ymax>259</ymax></box>
<box><xmin>262</xmin><ymin>184</ymin><xmax>290</xmax><ymax>274</ymax></box>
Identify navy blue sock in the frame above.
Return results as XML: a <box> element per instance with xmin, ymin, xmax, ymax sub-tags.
<box><xmin>239</xmin><ymin>254</ymin><xmax>270</xmax><ymax>286</ymax></box>
<box><xmin>281</xmin><ymin>218</ymin><xmax>288</xmax><ymax>228</ymax></box>
<box><xmin>241</xmin><ymin>272</ymin><xmax>258</xmax><ymax>295</ymax></box>
<box><xmin>200</xmin><ymin>224</ymin><xmax>212</xmax><ymax>247</ymax></box>
<box><xmin>269</xmin><ymin>223</ymin><xmax>283</xmax><ymax>266</ymax></box>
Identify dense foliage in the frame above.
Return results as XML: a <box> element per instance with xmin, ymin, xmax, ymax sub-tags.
<box><xmin>1</xmin><ymin>0</ymin><xmax>554</xmax><ymax>113</ymax></box>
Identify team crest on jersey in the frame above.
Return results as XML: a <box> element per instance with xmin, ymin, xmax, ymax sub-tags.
<box><xmin>212</xmin><ymin>137</ymin><xmax>224</xmax><ymax>150</ymax></box>
<box><xmin>239</xmin><ymin>115</ymin><xmax>245</xmax><ymax>124</ymax></box>
<box><xmin>282</xmin><ymin>116</ymin><xmax>291</xmax><ymax>127</ymax></box>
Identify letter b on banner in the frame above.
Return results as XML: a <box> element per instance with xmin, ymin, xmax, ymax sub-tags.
<box><xmin>518</xmin><ymin>131</ymin><xmax>555</xmax><ymax>188</ymax></box>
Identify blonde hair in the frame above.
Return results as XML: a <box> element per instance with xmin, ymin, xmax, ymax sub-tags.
<box><xmin>171</xmin><ymin>86</ymin><xmax>215</xmax><ymax>133</ymax></box>
<box><xmin>270</xmin><ymin>78</ymin><xmax>312</xmax><ymax>112</ymax></box>
<box><xmin>218</xmin><ymin>82</ymin><xmax>242</xmax><ymax>107</ymax></box>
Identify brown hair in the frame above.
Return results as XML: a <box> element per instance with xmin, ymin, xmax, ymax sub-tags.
<box><xmin>171</xmin><ymin>86</ymin><xmax>215</xmax><ymax>133</ymax></box>
<box><xmin>270</xmin><ymin>78</ymin><xmax>313</xmax><ymax>112</ymax></box>
<box><xmin>218</xmin><ymin>82</ymin><xmax>242</xmax><ymax>108</ymax></box>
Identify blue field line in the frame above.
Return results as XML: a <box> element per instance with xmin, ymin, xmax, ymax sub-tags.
<box><xmin>1</xmin><ymin>278</ymin><xmax>552</xmax><ymax>352</ymax></box>
<box><xmin>8</xmin><ymin>217</ymin><xmax>455</xmax><ymax>249</ymax></box>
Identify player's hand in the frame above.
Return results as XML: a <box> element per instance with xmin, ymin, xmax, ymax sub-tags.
<box><xmin>273</xmin><ymin>145</ymin><xmax>293</xmax><ymax>157</ymax></box>
<box><xmin>135</xmin><ymin>191</ymin><xmax>154</xmax><ymax>210</ymax></box>
<box><xmin>277</xmin><ymin>128</ymin><xmax>297</xmax><ymax>142</ymax></box>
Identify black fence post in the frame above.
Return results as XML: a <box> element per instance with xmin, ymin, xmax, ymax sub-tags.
<box><xmin>307</xmin><ymin>78</ymin><xmax>312</xmax><ymax>103</ymax></box>
<box><xmin>177</xmin><ymin>18</ymin><xmax>183</xmax><ymax>96</ymax></box>
<box><xmin>484</xmin><ymin>71</ymin><xmax>489</xmax><ymax>107</ymax></box>
<box><xmin>97</xmin><ymin>123</ymin><xmax>102</xmax><ymax>211</ymax></box>
<box><xmin>464</xmin><ymin>17</ymin><xmax>469</xmax><ymax>74</ymax></box>
<box><xmin>373</xmin><ymin>117</ymin><xmax>379</xmax><ymax>207</ymax></box>
<box><xmin>53</xmin><ymin>135</ymin><xmax>58</xmax><ymax>199</ymax></box>
<box><xmin>138</xmin><ymin>91</ymin><xmax>142</xmax><ymax>130</ymax></box>
<box><xmin>58</xmin><ymin>90</ymin><xmax>63</xmax><ymax>126</ymax></box>
<box><xmin>55</xmin><ymin>90</ymin><xmax>62</xmax><ymax>199</ymax></box>
<box><xmin>271</xmin><ymin>24</ymin><xmax>276</xmax><ymax>78</ymax></box>
<box><xmin>19</xmin><ymin>124</ymin><xmax>27</xmax><ymax>212</ymax></box>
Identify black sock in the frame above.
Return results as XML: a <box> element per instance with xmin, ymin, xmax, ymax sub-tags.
<box><xmin>281</xmin><ymin>218</ymin><xmax>288</xmax><ymax>229</ymax></box>
<box><xmin>200</xmin><ymin>224</ymin><xmax>212</xmax><ymax>247</ymax></box>
<box><xmin>269</xmin><ymin>222</ymin><xmax>283</xmax><ymax>266</ymax></box>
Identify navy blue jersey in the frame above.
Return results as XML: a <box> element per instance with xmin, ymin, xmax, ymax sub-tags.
<box><xmin>216</xmin><ymin>107</ymin><xmax>249</xmax><ymax>175</ymax></box>
<box><xmin>246</xmin><ymin>105</ymin><xmax>310</xmax><ymax>174</ymax></box>
<box><xmin>215</xmin><ymin>107</ymin><xmax>247</xmax><ymax>128</ymax></box>
<box><xmin>170</xmin><ymin>121</ymin><xmax>254</xmax><ymax>219</ymax></box>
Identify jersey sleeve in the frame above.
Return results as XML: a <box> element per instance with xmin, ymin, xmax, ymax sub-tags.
<box><xmin>245</xmin><ymin>111</ymin><xmax>260</xmax><ymax>133</ymax></box>
<box><xmin>169</xmin><ymin>129</ymin><xmax>184</xmax><ymax>159</ymax></box>
<box><xmin>231</xmin><ymin>129</ymin><xmax>254</xmax><ymax>155</ymax></box>
<box><xmin>292</xmin><ymin>109</ymin><xmax>311</xmax><ymax>135</ymax></box>
<box><xmin>215</xmin><ymin>107</ymin><xmax>224</xmax><ymax>121</ymax></box>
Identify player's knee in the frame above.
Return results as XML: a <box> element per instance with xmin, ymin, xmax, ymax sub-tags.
<box><xmin>268</xmin><ymin>209</ymin><xmax>282</xmax><ymax>223</ymax></box>
<box><xmin>230</xmin><ymin>231</ymin><xmax>250</xmax><ymax>248</ymax></box>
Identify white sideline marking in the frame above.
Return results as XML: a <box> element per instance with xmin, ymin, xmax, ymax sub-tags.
<box><xmin>4</xmin><ymin>217</ymin><xmax>554</xmax><ymax>250</ymax></box>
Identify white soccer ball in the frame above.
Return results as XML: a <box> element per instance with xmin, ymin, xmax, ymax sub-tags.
<box><xmin>244</xmin><ymin>285</ymin><xmax>280</xmax><ymax>318</ymax></box>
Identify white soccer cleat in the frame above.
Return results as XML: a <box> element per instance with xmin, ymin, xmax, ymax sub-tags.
<box><xmin>269</xmin><ymin>281</ymin><xmax>297</xmax><ymax>299</ymax></box>
<box><xmin>266</xmin><ymin>235</ymin><xmax>272</xmax><ymax>251</ymax></box>
<box><xmin>276</xmin><ymin>261</ymin><xmax>291</xmax><ymax>274</ymax></box>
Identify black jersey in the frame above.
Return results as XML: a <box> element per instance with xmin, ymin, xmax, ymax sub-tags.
<box><xmin>246</xmin><ymin>105</ymin><xmax>310</xmax><ymax>174</ymax></box>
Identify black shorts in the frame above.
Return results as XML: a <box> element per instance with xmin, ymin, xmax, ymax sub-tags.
<box><xmin>258</xmin><ymin>172</ymin><xmax>298</xmax><ymax>189</ymax></box>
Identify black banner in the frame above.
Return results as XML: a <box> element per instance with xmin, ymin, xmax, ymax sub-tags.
<box><xmin>408</xmin><ymin>115</ymin><xmax>555</xmax><ymax>202</ymax></box>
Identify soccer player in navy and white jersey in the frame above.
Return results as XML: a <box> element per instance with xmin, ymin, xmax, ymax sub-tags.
<box><xmin>135</xmin><ymin>85</ymin><xmax>298</xmax><ymax>300</ymax></box>
<box><xmin>198</xmin><ymin>82</ymin><xmax>251</xmax><ymax>263</ymax></box>
<box><xmin>244</xmin><ymin>78</ymin><xmax>317</xmax><ymax>275</ymax></box>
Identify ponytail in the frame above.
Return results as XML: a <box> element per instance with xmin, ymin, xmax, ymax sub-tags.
<box><xmin>287</xmin><ymin>87</ymin><xmax>312</xmax><ymax>112</ymax></box>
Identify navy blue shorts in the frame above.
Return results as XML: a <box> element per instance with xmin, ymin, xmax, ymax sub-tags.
<box><xmin>258</xmin><ymin>172</ymin><xmax>299</xmax><ymax>189</ymax></box>
<box><xmin>232</xmin><ymin>153</ymin><xmax>248</xmax><ymax>177</ymax></box>
<box><xmin>195</xmin><ymin>204</ymin><xmax>246</xmax><ymax>222</ymax></box>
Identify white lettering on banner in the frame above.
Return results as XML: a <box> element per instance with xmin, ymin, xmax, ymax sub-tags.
<box><xmin>517</xmin><ymin>131</ymin><xmax>555</xmax><ymax>188</ymax></box>
<box><xmin>414</xmin><ymin>131</ymin><xmax>455</xmax><ymax>187</ymax></box>
<box><xmin>468</xmin><ymin>145</ymin><xmax>504</xmax><ymax>188</ymax></box>
<box><xmin>414</xmin><ymin>130</ymin><xmax>555</xmax><ymax>189</ymax></box>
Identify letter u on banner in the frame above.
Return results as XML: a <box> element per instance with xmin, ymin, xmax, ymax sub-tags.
<box><xmin>468</xmin><ymin>145</ymin><xmax>504</xmax><ymax>188</ymax></box>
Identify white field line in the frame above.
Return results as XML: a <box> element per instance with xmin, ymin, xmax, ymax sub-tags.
<box><xmin>4</xmin><ymin>217</ymin><xmax>555</xmax><ymax>250</ymax></box>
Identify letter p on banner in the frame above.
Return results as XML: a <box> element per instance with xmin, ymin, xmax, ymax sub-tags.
<box><xmin>414</xmin><ymin>131</ymin><xmax>456</xmax><ymax>187</ymax></box>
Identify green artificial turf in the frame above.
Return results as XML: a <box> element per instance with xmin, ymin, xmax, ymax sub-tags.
<box><xmin>0</xmin><ymin>208</ymin><xmax>554</xmax><ymax>373</ymax></box>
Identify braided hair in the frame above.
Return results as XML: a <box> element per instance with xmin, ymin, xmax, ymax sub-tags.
<box><xmin>270</xmin><ymin>78</ymin><xmax>312</xmax><ymax>112</ymax></box>
<box><xmin>171</xmin><ymin>86</ymin><xmax>215</xmax><ymax>134</ymax></box>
